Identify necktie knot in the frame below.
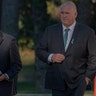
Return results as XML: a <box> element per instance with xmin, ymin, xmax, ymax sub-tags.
<box><xmin>65</xmin><ymin>28</ymin><xmax>70</xmax><ymax>32</ymax></box>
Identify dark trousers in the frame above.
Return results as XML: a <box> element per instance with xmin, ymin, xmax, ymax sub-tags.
<box><xmin>0</xmin><ymin>81</ymin><xmax>13</xmax><ymax>96</ymax></box>
<box><xmin>52</xmin><ymin>78</ymin><xmax>87</xmax><ymax>96</ymax></box>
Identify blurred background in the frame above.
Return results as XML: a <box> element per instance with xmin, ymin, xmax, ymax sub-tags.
<box><xmin>0</xmin><ymin>0</ymin><xmax>96</xmax><ymax>94</ymax></box>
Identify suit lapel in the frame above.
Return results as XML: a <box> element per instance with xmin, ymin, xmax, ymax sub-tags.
<box><xmin>57</xmin><ymin>23</ymin><xmax>65</xmax><ymax>53</ymax></box>
<box><xmin>0</xmin><ymin>32</ymin><xmax>3</xmax><ymax>45</ymax></box>
<box><xmin>66</xmin><ymin>23</ymin><xmax>80</xmax><ymax>54</ymax></box>
<box><xmin>55</xmin><ymin>23</ymin><xmax>80</xmax><ymax>54</ymax></box>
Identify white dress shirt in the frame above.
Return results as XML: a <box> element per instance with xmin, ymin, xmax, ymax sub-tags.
<box><xmin>63</xmin><ymin>21</ymin><xmax>76</xmax><ymax>51</ymax></box>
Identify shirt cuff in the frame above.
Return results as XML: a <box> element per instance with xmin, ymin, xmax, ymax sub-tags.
<box><xmin>4</xmin><ymin>73</ymin><xmax>9</xmax><ymax>80</ymax></box>
<box><xmin>48</xmin><ymin>54</ymin><xmax>54</xmax><ymax>62</ymax></box>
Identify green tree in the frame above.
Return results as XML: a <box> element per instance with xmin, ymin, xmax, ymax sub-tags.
<box><xmin>19</xmin><ymin>0</ymin><xmax>33</xmax><ymax>36</ymax></box>
<box><xmin>18</xmin><ymin>0</ymin><xmax>33</xmax><ymax>50</ymax></box>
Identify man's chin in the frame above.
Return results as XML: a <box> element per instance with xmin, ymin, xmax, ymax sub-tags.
<box><xmin>63</xmin><ymin>22</ymin><xmax>70</xmax><ymax>27</ymax></box>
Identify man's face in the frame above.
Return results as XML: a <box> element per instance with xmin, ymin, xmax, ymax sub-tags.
<box><xmin>59</xmin><ymin>4</ymin><xmax>77</xmax><ymax>27</ymax></box>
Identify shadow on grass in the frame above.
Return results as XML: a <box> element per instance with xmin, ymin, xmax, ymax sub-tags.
<box><xmin>17</xmin><ymin>81</ymin><xmax>51</xmax><ymax>93</ymax></box>
<box><xmin>18</xmin><ymin>64</ymin><xmax>36</xmax><ymax>82</ymax></box>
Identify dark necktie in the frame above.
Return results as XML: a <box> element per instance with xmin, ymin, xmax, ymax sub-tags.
<box><xmin>64</xmin><ymin>28</ymin><xmax>70</xmax><ymax>48</ymax></box>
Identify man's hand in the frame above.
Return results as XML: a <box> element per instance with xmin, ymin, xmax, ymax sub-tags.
<box><xmin>85</xmin><ymin>77</ymin><xmax>90</xmax><ymax>85</ymax></box>
<box><xmin>51</xmin><ymin>53</ymin><xmax>65</xmax><ymax>63</ymax></box>
<box><xmin>0</xmin><ymin>74</ymin><xmax>6</xmax><ymax>81</ymax></box>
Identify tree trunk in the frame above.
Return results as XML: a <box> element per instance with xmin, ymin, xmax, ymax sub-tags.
<box><xmin>32</xmin><ymin>0</ymin><xmax>48</xmax><ymax>90</ymax></box>
<box><xmin>1</xmin><ymin>0</ymin><xmax>19</xmax><ymax>37</ymax></box>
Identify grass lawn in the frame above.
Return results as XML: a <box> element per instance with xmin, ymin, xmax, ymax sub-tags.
<box><xmin>17</xmin><ymin>80</ymin><xmax>93</xmax><ymax>94</ymax></box>
<box><xmin>17</xmin><ymin>81</ymin><xmax>35</xmax><ymax>93</ymax></box>
<box><xmin>17</xmin><ymin>81</ymin><xmax>51</xmax><ymax>93</ymax></box>
<box><xmin>17</xmin><ymin>81</ymin><xmax>93</xmax><ymax>94</ymax></box>
<box><xmin>18</xmin><ymin>49</ymin><xmax>36</xmax><ymax>92</ymax></box>
<box><xmin>18</xmin><ymin>49</ymin><xmax>51</xmax><ymax>93</ymax></box>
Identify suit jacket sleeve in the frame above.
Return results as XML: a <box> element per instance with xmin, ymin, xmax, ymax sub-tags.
<box><xmin>36</xmin><ymin>27</ymin><xmax>51</xmax><ymax>63</ymax></box>
<box><xmin>5</xmin><ymin>38</ymin><xmax>22</xmax><ymax>79</ymax></box>
<box><xmin>86</xmin><ymin>30</ymin><xmax>96</xmax><ymax>80</ymax></box>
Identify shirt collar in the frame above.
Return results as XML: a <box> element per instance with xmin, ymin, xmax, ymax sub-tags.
<box><xmin>62</xmin><ymin>21</ymin><xmax>76</xmax><ymax>32</ymax></box>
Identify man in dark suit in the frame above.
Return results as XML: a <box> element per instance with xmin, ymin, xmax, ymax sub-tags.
<box><xmin>36</xmin><ymin>1</ymin><xmax>96</xmax><ymax>96</ymax></box>
<box><xmin>0</xmin><ymin>31</ymin><xmax>22</xmax><ymax>96</ymax></box>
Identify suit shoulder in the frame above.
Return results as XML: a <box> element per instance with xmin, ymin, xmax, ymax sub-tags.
<box><xmin>77</xmin><ymin>23</ymin><xmax>95</xmax><ymax>36</ymax></box>
<box><xmin>78</xmin><ymin>23</ymin><xmax>94</xmax><ymax>32</ymax></box>
<box><xmin>3</xmin><ymin>32</ymin><xmax>15</xmax><ymax>40</ymax></box>
<box><xmin>46</xmin><ymin>23</ymin><xmax>61</xmax><ymax>30</ymax></box>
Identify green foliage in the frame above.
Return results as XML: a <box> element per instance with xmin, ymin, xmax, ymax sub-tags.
<box><xmin>19</xmin><ymin>0</ymin><xmax>33</xmax><ymax>33</ymax></box>
<box><xmin>46</xmin><ymin>0</ymin><xmax>61</xmax><ymax>6</ymax></box>
<box><xmin>18</xmin><ymin>37</ymin><xmax>34</xmax><ymax>50</ymax></box>
<box><xmin>18</xmin><ymin>0</ymin><xmax>34</xmax><ymax>49</ymax></box>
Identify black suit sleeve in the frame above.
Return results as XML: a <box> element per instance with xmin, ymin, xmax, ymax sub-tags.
<box><xmin>6</xmin><ymin>38</ymin><xmax>22</xmax><ymax>79</ymax></box>
<box><xmin>36</xmin><ymin>28</ymin><xmax>51</xmax><ymax>63</ymax></box>
<box><xmin>86</xmin><ymin>30</ymin><xmax>96</xmax><ymax>80</ymax></box>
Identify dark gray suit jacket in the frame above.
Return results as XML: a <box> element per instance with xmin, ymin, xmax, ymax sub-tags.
<box><xmin>36</xmin><ymin>23</ymin><xmax>96</xmax><ymax>90</ymax></box>
<box><xmin>0</xmin><ymin>32</ymin><xmax>22</xmax><ymax>96</ymax></box>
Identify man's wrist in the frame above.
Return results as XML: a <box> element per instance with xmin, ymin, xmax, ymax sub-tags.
<box><xmin>48</xmin><ymin>54</ymin><xmax>54</xmax><ymax>62</ymax></box>
<box><xmin>4</xmin><ymin>73</ymin><xmax>9</xmax><ymax>80</ymax></box>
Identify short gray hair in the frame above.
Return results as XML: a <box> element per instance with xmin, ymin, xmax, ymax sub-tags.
<box><xmin>60</xmin><ymin>1</ymin><xmax>77</xmax><ymax>12</ymax></box>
